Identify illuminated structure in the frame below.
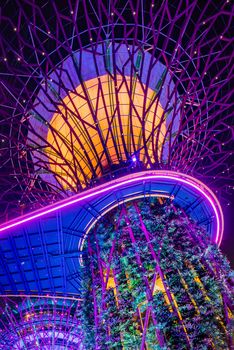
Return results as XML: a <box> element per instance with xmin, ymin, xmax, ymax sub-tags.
<box><xmin>0</xmin><ymin>1</ymin><xmax>233</xmax><ymax>349</ymax></box>
<box><xmin>0</xmin><ymin>295</ymin><xmax>84</xmax><ymax>349</ymax></box>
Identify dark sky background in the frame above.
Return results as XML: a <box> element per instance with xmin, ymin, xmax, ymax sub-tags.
<box><xmin>220</xmin><ymin>204</ymin><xmax>234</xmax><ymax>269</ymax></box>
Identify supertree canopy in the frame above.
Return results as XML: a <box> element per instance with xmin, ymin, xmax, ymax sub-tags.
<box><xmin>0</xmin><ymin>0</ymin><xmax>233</xmax><ymax>217</ymax></box>
<box><xmin>0</xmin><ymin>1</ymin><xmax>233</xmax><ymax>349</ymax></box>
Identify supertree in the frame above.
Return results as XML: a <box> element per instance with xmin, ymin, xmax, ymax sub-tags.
<box><xmin>0</xmin><ymin>295</ymin><xmax>84</xmax><ymax>349</ymax></box>
<box><xmin>0</xmin><ymin>0</ymin><xmax>233</xmax><ymax>349</ymax></box>
<box><xmin>0</xmin><ymin>0</ymin><xmax>233</xmax><ymax>216</ymax></box>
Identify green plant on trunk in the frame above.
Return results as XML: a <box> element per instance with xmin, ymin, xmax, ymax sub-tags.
<box><xmin>81</xmin><ymin>198</ymin><xmax>233</xmax><ymax>349</ymax></box>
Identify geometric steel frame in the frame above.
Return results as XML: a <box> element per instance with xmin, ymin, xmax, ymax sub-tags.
<box><xmin>0</xmin><ymin>0</ymin><xmax>233</xmax><ymax>219</ymax></box>
<box><xmin>0</xmin><ymin>294</ymin><xmax>84</xmax><ymax>349</ymax></box>
<box><xmin>28</xmin><ymin>43</ymin><xmax>179</xmax><ymax>191</ymax></box>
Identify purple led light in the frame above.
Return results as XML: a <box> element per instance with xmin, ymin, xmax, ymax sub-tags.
<box><xmin>0</xmin><ymin>171</ymin><xmax>223</xmax><ymax>245</ymax></box>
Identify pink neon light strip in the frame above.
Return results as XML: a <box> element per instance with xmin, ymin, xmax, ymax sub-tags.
<box><xmin>0</xmin><ymin>171</ymin><xmax>223</xmax><ymax>245</ymax></box>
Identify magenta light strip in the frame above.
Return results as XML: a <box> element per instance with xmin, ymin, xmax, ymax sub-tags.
<box><xmin>0</xmin><ymin>171</ymin><xmax>223</xmax><ymax>245</ymax></box>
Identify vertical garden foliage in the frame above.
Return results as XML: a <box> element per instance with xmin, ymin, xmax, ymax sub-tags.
<box><xmin>81</xmin><ymin>199</ymin><xmax>233</xmax><ymax>349</ymax></box>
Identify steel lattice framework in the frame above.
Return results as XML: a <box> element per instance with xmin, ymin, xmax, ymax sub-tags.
<box><xmin>0</xmin><ymin>0</ymin><xmax>233</xmax><ymax>220</ymax></box>
<box><xmin>0</xmin><ymin>295</ymin><xmax>84</xmax><ymax>349</ymax></box>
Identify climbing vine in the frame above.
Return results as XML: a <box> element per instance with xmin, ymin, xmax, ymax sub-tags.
<box><xmin>81</xmin><ymin>198</ymin><xmax>233</xmax><ymax>349</ymax></box>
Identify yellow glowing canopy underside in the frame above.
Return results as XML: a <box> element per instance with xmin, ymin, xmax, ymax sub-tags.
<box><xmin>47</xmin><ymin>74</ymin><xmax>165</xmax><ymax>189</ymax></box>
